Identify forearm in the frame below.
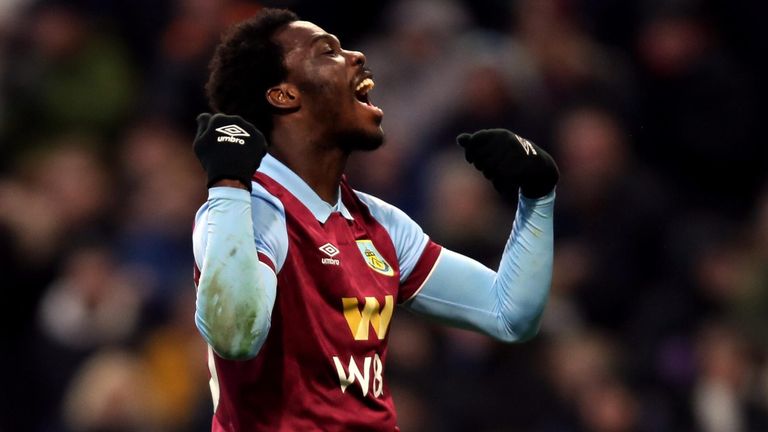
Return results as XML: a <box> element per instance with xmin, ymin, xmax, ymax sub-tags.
<box><xmin>196</xmin><ymin>187</ymin><xmax>276</xmax><ymax>359</ymax></box>
<box><xmin>405</xmin><ymin>191</ymin><xmax>555</xmax><ymax>342</ymax></box>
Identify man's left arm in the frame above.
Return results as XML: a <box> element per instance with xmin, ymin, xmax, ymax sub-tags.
<box><xmin>403</xmin><ymin>191</ymin><xmax>554</xmax><ymax>342</ymax></box>
<box><xmin>403</xmin><ymin>129</ymin><xmax>558</xmax><ymax>342</ymax></box>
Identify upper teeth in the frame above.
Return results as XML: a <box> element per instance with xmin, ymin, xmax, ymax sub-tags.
<box><xmin>355</xmin><ymin>78</ymin><xmax>374</xmax><ymax>95</ymax></box>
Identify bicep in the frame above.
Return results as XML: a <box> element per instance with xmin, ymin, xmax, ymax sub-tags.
<box><xmin>250</xmin><ymin>186</ymin><xmax>288</xmax><ymax>272</ymax></box>
<box><xmin>402</xmin><ymin>248</ymin><xmax>504</xmax><ymax>334</ymax></box>
<box><xmin>193</xmin><ymin>187</ymin><xmax>288</xmax><ymax>274</ymax></box>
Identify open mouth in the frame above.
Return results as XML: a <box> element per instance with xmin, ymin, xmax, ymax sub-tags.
<box><xmin>354</xmin><ymin>77</ymin><xmax>375</xmax><ymax>106</ymax></box>
<box><xmin>353</xmin><ymin>76</ymin><xmax>383</xmax><ymax>119</ymax></box>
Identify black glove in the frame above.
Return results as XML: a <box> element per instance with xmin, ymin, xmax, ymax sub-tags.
<box><xmin>193</xmin><ymin>113</ymin><xmax>267</xmax><ymax>191</ymax></box>
<box><xmin>457</xmin><ymin>129</ymin><xmax>559</xmax><ymax>199</ymax></box>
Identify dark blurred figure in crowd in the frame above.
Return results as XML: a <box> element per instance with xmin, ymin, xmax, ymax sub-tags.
<box><xmin>1</xmin><ymin>2</ymin><xmax>136</xmax><ymax>159</ymax></box>
<box><xmin>116</xmin><ymin>119</ymin><xmax>204</xmax><ymax>321</ymax></box>
<box><xmin>499</xmin><ymin>0</ymin><xmax>637</xmax><ymax>135</ymax></box>
<box><xmin>144</xmin><ymin>0</ymin><xmax>263</xmax><ymax>127</ymax></box>
<box><xmin>552</xmin><ymin>105</ymin><xmax>669</xmax><ymax>330</ymax></box>
<box><xmin>692</xmin><ymin>322</ymin><xmax>768</xmax><ymax>432</ymax></box>
<box><xmin>636</xmin><ymin>2</ymin><xmax>761</xmax><ymax>216</ymax></box>
<box><xmin>0</xmin><ymin>139</ymin><xmax>115</xmax><ymax>430</ymax></box>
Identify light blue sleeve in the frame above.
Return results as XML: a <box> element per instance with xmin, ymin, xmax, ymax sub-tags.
<box><xmin>192</xmin><ymin>185</ymin><xmax>286</xmax><ymax>360</ymax></box>
<box><xmin>194</xmin><ymin>182</ymin><xmax>289</xmax><ymax>272</ymax></box>
<box><xmin>248</xmin><ymin>182</ymin><xmax>289</xmax><ymax>272</ymax></box>
<box><xmin>404</xmin><ymin>191</ymin><xmax>555</xmax><ymax>343</ymax></box>
<box><xmin>354</xmin><ymin>191</ymin><xmax>430</xmax><ymax>283</ymax></box>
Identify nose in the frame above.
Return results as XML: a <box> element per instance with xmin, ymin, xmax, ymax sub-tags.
<box><xmin>347</xmin><ymin>50</ymin><xmax>366</xmax><ymax>67</ymax></box>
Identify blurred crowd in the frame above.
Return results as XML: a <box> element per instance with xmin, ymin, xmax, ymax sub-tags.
<box><xmin>0</xmin><ymin>0</ymin><xmax>766</xmax><ymax>431</ymax></box>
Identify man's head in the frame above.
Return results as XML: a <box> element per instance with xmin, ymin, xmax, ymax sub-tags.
<box><xmin>206</xmin><ymin>8</ymin><xmax>384</xmax><ymax>152</ymax></box>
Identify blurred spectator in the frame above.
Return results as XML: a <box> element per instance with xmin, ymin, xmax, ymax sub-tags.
<box><xmin>144</xmin><ymin>0</ymin><xmax>263</xmax><ymax>127</ymax></box>
<box><xmin>577</xmin><ymin>379</ymin><xmax>641</xmax><ymax>432</ymax></box>
<box><xmin>346</xmin><ymin>136</ymin><xmax>410</xmax><ymax>209</ymax></box>
<box><xmin>0</xmin><ymin>0</ymin><xmax>32</xmax><ymax>140</ymax></box>
<box><xmin>62</xmin><ymin>348</ymin><xmax>151</xmax><ymax>432</ymax></box>
<box><xmin>552</xmin><ymin>105</ymin><xmax>668</xmax><ymax>330</ymax></box>
<box><xmin>734</xmin><ymin>190</ymin><xmax>768</xmax><ymax>346</ymax></box>
<box><xmin>0</xmin><ymin>139</ymin><xmax>114</xmax><ymax>364</ymax></box>
<box><xmin>692</xmin><ymin>322</ymin><xmax>768</xmax><ymax>432</ymax></box>
<box><xmin>410</xmin><ymin>59</ymin><xmax>544</xmax><ymax>215</ymax></box>
<box><xmin>38</xmin><ymin>244</ymin><xmax>141</xmax><ymax>349</ymax></box>
<box><xmin>421</xmin><ymin>149</ymin><xmax>508</xmax><ymax>264</ymax></box>
<box><xmin>2</xmin><ymin>2</ymin><xmax>137</xmax><ymax>156</ymax></box>
<box><xmin>117</xmin><ymin>120</ymin><xmax>204</xmax><ymax>319</ymax></box>
<box><xmin>498</xmin><ymin>0</ymin><xmax>636</xmax><ymax>135</ymax></box>
<box><xmin>26</xmin><ymin>241</ymin><xmax>143</xmax><ymax>429</ymax></box>
<box><xmin>386</xmin><ymin>314</ymin><xmax>438</xmax><ymax>431</ymax></box>
<box><xmin>0</xmin><ymin>138</ymin><xmax>112</xmax><ymax>261</ymax></box>
<box><xmin>541</xmin><ymin>241</ymin><xmax>589</xmax><ymax>337</ymax></box>
<box><xmin>359</xmin><ymin>0</ymin><xmax>474</xmax><ymax>150</ymax></box>
<box><xmin>137</xmin><ymin>289</ymin><xmax>210</xmax><ymax>430</ymax></box>
<box><xmin>0</xmin><ymin>0</ymin><xmax>30</xmax><ymax>29</ymax></box>
<box><xmin>59</xmin><ymin>291</ymin><xmax>209</xmax><ymax>432</ymax></box>
<box><xmin>636</xmin><ymin>2</ymin><xmax>761</xmax><ymax>215</ymax></box>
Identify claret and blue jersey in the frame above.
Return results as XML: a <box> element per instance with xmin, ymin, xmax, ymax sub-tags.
<box><xmin>193</xmin><ymin>154</ymin><xmax>555</xmax><ymax>431</ymax></box>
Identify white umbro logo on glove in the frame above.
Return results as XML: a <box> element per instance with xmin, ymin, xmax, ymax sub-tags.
<box><xmin>514</xmin><ymin>133</ymin><xmax>537</xmax><ymax>156</ymax></box>
<box><xmin>216</xmin><ymin>124</ymin><xmax>250</xmax><ymax>137</ymax></box>
<box><xmin>216</xmin><ymin>124</ymin><xmax>250</xmax><ymax>144</ymax></box>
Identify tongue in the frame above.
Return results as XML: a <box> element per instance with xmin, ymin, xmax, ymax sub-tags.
<box><xmin>355</xmin><ymin>91</ymin><xmax>369</xmax><ymax>105</ymax></box>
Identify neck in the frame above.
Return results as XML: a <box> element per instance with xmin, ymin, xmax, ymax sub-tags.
<box><xmin>269</xmin><ymin>126</ymin><xmax>348</xmax><ymax>204</ymax></box>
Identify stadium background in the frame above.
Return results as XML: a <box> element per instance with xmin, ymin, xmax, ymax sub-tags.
<box><xmin>0</xmin><ymin>0</ymin><xmax>766</xmax><ymax>430</ymax></box>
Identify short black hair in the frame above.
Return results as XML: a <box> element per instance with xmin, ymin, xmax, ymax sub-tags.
<box><xmin>206</xmin><ymin>8</ymin><xmax>299</xmax><ymax>140</ymax></box>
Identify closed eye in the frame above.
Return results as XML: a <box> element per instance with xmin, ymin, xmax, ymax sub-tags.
<box><xmin>322</xmin><ymin>44</ymin><xmax>340</xmax><ymax>56</ymax></box>
<box><xmin>311</xmin><ymin>33</ymin><xmax>342</xmax><ymax>57</ymax></box>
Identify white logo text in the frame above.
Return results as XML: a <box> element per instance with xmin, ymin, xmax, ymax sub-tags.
<box><xmin>332</xmin><ymin>354</ymin><xmax>383</xmax><ymax>398</ymax></box>
<box><xmin>215</xmin><ymin>124</ymin><xmax>250</xmax><ymax>145</ymax></box>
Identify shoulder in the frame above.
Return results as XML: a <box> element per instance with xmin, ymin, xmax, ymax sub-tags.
<box><xmin>192</xmin><ymin>183</ymin><xmax>289</xmax><ymax>272</ymax></box>
<box><xmin>250</xmin><ymin>180</ymin><xmax>286</xmax><ymax>215</ymax></box>
<box><xmin>353</xmin><ymin>190</ymin><xmax>432</xmax><ymax>282</ymax></box>
<box><xmin>192</xmin><ymin>182</ymin><xmax>286</xmax><ymax>229</ymax></box>
<box><xmin>353</xmin><ymin>190</ymin><xmax>413</xmax><ymax>226</ymax></box>
<box><xmin>250</xmin><ymin>181</ymin><xmax>288</xmax><ymax>272</ymax></box>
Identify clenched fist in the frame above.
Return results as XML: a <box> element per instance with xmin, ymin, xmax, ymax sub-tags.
<box><xmin>193</xmin><ymin>113</ymin><xmax>267</xmax><ymax>191</ymax></box>
<box><xmin>457</xmin><ymin>129</ymin><xmax>559</xmax><ymax>199</ymax></box>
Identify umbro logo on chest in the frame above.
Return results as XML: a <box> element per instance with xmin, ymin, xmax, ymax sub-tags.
<box><xmin>317</xmin><ymin>241</ymin><xmax>395</xmax><ymax>277</ymax></box>
<box><xmin>319</xmin><ymin>243</ymin><xmax>341</xmax><ymax>266</ymax></box>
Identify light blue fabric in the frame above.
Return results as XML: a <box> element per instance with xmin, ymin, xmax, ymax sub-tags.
<box><xmin>354</xmin><ymin>191</ymin><xmax>430</xmax><ymax>283</ymax></box>
<box><xmin>194</xmin><ymin>182</ymin><xmax>288</xmax><ymax>272</ymax></box>
<box><xmin>194</xmin><ymin>187</ymin><xmax>277</xmax><ymax>359</ymax></box>
<box><xmin>404</xmin><ymin>191</ymin><xmax>555</xmax><ymax>343</ymax></box>
<box><xmin>248</xmin><ymin>182</ymin><xmax>289</xmax><ymax>271</ymax></box>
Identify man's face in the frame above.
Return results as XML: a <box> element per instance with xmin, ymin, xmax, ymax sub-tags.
<box><xmin>274</xmin><ymin>21</ymin><xmax>384</xmax><ymax>151</ymax></box>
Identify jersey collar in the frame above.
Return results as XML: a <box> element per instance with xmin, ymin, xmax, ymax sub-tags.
<box><xmin>257</xmin><ymin>154</ymin><xmax>354</xmax><ymax>223</ymax></box>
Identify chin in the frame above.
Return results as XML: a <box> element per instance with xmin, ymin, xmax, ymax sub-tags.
<box><xmin>337</xmin><ymin>127</ymin><xmax>384</xmax><ymax>152</ymax></box>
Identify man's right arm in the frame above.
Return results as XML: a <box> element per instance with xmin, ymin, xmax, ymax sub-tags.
<box><xmin>191</xmin><ymin>113</ymin><xmax>274</xmax><ymax>360</ymax></box>
<box><xmin>193</xmin><ymin>185</ymin><xmax>278</xmax><ymax>360</ymax></box>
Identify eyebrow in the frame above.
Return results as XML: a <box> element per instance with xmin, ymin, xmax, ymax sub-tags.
<box><xmin>309</xmin><ymin>33</ymin><xmax>341</xmax><ymax>48</ymax></box>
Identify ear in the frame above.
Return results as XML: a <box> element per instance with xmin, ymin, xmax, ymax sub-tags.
<box><xmin>266</xmin><ymin>84</ymin><xmax>300</xmax><ymax>110</ymax></box>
